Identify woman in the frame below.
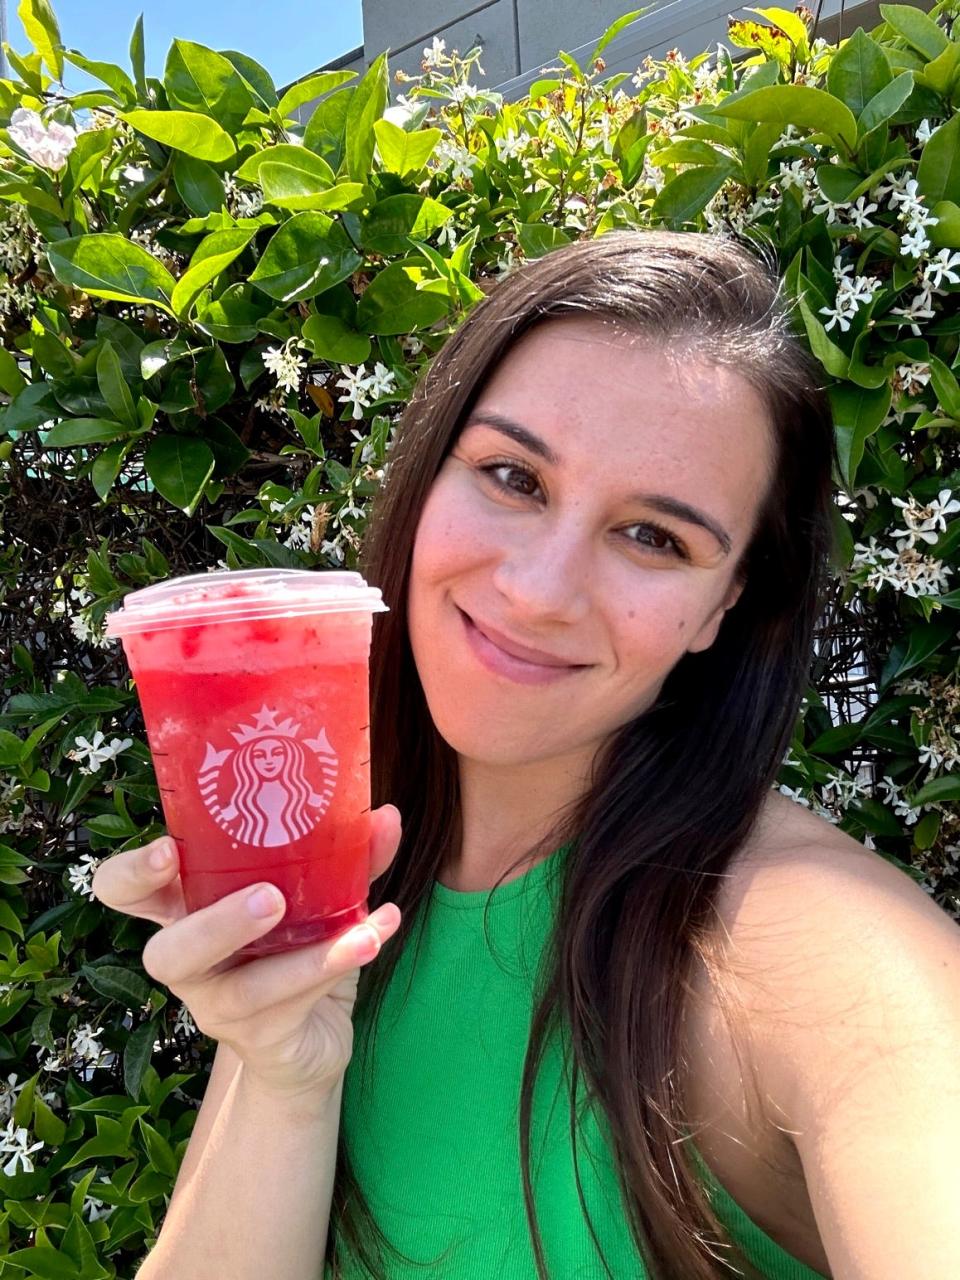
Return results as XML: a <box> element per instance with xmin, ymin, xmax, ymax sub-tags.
<box><xmin>94</xmin><ymin>231</ymin><xmax>960</xmax><ymax>1280</ymax></box>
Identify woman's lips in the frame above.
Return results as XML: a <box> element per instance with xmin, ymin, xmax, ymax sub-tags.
<box><xmin>457</xmin><ymin>608</ymin><xmax>587</xmax><ymax>686</ymax></box>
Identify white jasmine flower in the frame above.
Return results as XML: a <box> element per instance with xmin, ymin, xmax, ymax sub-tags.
<box><xmin>122</xmin><ymin>165</ymin><xmax>146</xmax><ymax>183</ymax></box>
<box><xmin>449</xmin><ymin>83</ymin><xmax>481</xmax><ymax>104</ymax></box>
<box><xmin>818</xmin><ymin>262</ymin><xmax>882</xmax><ymax>332</ymax></box>
<box><xmin>847</xmin><ymin>195</ymin><xmax>878</xmax><ymax>229</ymax></box>
<box><xmin>423</xmin><ymin>36</ymin><xmax>446</xmax><ymax>67</ymax></box>
<box><xmin>67</xmin><ymin>852</ymin><xmax>100</xmax><ymax>899</ymax></box>
<box><xmin>8</xmin><ymin>107</ymin><xmax>77</xmax><ymax>171</ymax></box>
<box><xmin>777</xmin><ymin>158</ymin><xmax>809</xmax><ymax>191</ymax></box>
<box><xmin>896</xmin><ymin>361</ymin><xmax>932</xmax><ymax>397</ymax></box>
<box><xmin>924</xmin><ymin>248</ymin><xmax>960</xmax><ymax>290</ymax></box>
<box><xmin>255</xmin><ymin>388</ymin><xmax>288</xmax><ymax>417</ymax></box>
<box><xmin>349</xmin><ymin>428</ymin><xmax>377</xmax><ymax>465</ymax></box>
<box><xmin>0</xmin><ymin>1119</ymin><xmax>43</xmax><ymax>1175</ymax></box>
<box><xmin>335</xmin><ymin>364</ymin><xmax>379</xmax><ymax>420</ymax></box>
<box><xmin>433</xmin><ymin>138</ymin><xmax>477</xmax><ymax>182</ymax></box>
<box><xmin>82</xmin><ymin>1179</ymin><xmax>115</xmax><ymax>1222</ymax></box>
<box><xmin>71</xmin><ymin>1024</ymin><xmax>104</xmax><ymax>1064</ymax></box>
<box><xmin>891</xmin><ymin>489</ymin><xmax>960</xmax><ymax>546</ymax></box>
<box><xmin>262</xmin><ymin>341</ymin><xmax>306</xmax><ymax>394</ymax></box>
<box><xmin>400</xmin><ymin>333</ymin><xmax>424</xmax><ymax>356</ymax></box>
<box><xmin>173</xmin><ymin>1004</ymin><xmax>197</xmax><ymax>1037</ymax></box>
<box><xmin>495</xmin><ymin>130</ymin><xmax>525</xmax><ymax>161</ymax></box>
<box><xmin>777</xmin><ymin>784</ymin><xmax>811</xmax><ymax>808</ymax></box>
<box><xmin>890</xmin><ymin>285</ymin><xmax>937</xmax><ymax>336</ymax></box>
<box><xmin>900</xmin><ymin>224</ymin><xmax>932</xmax><ymax>259</ymax></box>
<box><xmin>0</xmin><ymin>1074</ymin><xmax>25</xmax><ymax>1123</ymax></box>
<box><xmin>916</xmin><ymin>118</ymin><xmax>943</xmax><ymax>144</ymax></box>
<box><xmin>67</xmin><ymin>731</ymin><xmax>132</xmax><ymax>775</ymax></box>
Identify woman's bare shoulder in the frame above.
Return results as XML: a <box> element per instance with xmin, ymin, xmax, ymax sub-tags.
<box><xmin>717</xmin><ymin>787</ymin><xmax>937</xmax><ymax>944</ymax></box>
<box><xmin>711</xmin><ymin>786</ymin><xmax>960</xmax><ymax>1084</ymax></box>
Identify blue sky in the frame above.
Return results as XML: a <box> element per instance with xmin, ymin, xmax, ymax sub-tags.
<box><xmin>9</xmin><ymin>1</ymin><xmax>364</xmax><ymax>92</ymax></box>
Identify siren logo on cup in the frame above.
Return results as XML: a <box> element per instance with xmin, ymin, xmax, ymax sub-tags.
<box><xmin>197</xmin><ymin>705</ymin><xmax>339</xmax><ymax>848</ymax></box>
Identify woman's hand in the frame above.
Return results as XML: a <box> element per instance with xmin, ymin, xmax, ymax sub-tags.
<box><xmin>92</xmin><ymin>806</ymin><xmax>402</xmax><ymax>1102</ymax></box>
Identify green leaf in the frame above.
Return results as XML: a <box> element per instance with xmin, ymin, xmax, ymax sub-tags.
<box><xmin>81</xmin><ymin>963</ymin><xmax>151</xmax><ymax>1006</ymax></box>
<box><xmin>122</xmin><ymin>109</ymin><xmax>236</xmax><ymax>162</ymax></box>
<box><xmin>130</xmin><ymin>13</ymin><xmax>147</xmax><ymax>99</ymax></box>
<box><xmin>91</xmin><ymin>439</ymin><xmax>132</xmax><ymax>500</ymax></box>
<box><xmin>144</xmin><ymin>435</ymin><xmax>216</xmax><ymax>512</ymax></box>
<box><xmin>714</xmin><ymin>85</ymin><xmax>858</xmax><ymax>153</ymax></box>
<box><xmin>807</xmin><ymin>720</ymin><xmax>864</xmax><ymax>755</ymax></box>
<box><xmin>63</xmin><ymin>50</ymin><xmax>136</xmax><ymax>102</ymax></box>
<box><xmin>97</xmin><ymin>341</ymin><xmax>138</xmax><ymax>429</ymax></box>
<box><xmin>858</xmin><ymin>70</ymin><xmax>914</xmax><ymax>136</ymax></box>
<box><xmin>344</xmin><ymin>52</ymin><xmax>388</xmax><ymax>182</ymax></box>
<box><xmin>43</xmin><ymin>418</ymin><xmax>133</xmax><ymax>447</ymax></box>
<box><xmin>258</xmin><ymin>162</ymin><xmax>342</xmax><ymax>210</ymax></box>
<box><xmin>591</xmin><ymin>8</ymin><xmax>648</xmax><ymax>62</ymax></box>
<box><xmin>277</xmin><ymin>69</ymin><xmax>355</xmax><ymax>118</ymax></box>
<box><xmin>220</xmin><ymin>49</ymin><xmax>277</xmax><ymax>109</ymax></box>
<box><xmin>3</xmin><ymin>1247</ymin><xmax>79</xmax><ymax>1279</ymax></box>
<box><xmin>303</xmin><ymin>85</ymin><xmax>353</xmax><ymax>168</ymax></box>
<box><xmin>0</xmin><ymin>897</ymin><xmax>25</xmax><ymax>938</ymax></box>
<box><xmin>879</xmin><ymin>4</ymin><xmax>949</xmax><ymax>61</ymax></box>
<box><xmin>2</xmin><ymin>381</ymin><xmax>58</xmax><ymax>432</ymax></box>
<box><xmin>301</xmin><ymin>311</ymin><xmax>371</xmax><ymax>363</ymax></box>
<box><xmin>847</xmin><ymin>797</ymin><xmax>903</xmax><ymax>838</ymax></box>
<box><xmin>32</xmin><ymin>1096</ymin><xmax>65</xmax><ymax>1146</ymax></box>
<box><xmin>140</xmin><ymin>337</ymin><xmax>192</xmax><ymax>380</ymax></box>
<box><xmin>248</xmin><ymin>212</ymin><xmax>361</xmax><ymax>303</ymax></box>
<box><xmin>917</xmin><ymin>112</ymin><xmax>960</xmax><ymax>207</ymax></box>
<box><xmin>47</xmin><ymin>234</ymin><xmax>176</xmax><ymax>311</ymax></box>
<box><xmin>361</xmin><ymin>194</ymin><xmax>453</xmax><ymax>254</ymax></box>
<box><xmin>173</xmin><ymin>153</ymin><xmax>226</xmax><ymax>216</ymax></box>
<box><xmin>138</xmin><ymin>1117</ymin><xmax>179</xmax><ymax>1177</ymax></box>
<box><xmin>796</xmin><ymin>289</ymin><xmax>850</xmax><ymax>379</ymax></box>
<box><xmin>235</xmin><ymin>143</ymin><xmax>335</xmax><ymax>188</ymax></box>
<box><xmin>195</xmin><ymin>282</ymin><xmax>270</xmax><ymax>343</ymax></box>
<box><xmin>829</xmin><ymin>380</ymin><xmax>892</xmax><ymax>489</ymax></box>
<box><xmin>879</xmin><ymin>621</ymin><xmax>954</xmax><ymax>690</ymax></box>
<box><xmin>826</xmin><ymin>27</ymin><xmax>892</xmax><ymax>116</ymax></box>
<box><xmin>164</xmin><ymin>40</ymin><xmax>253</xmax><ymax>130</ymax></box>
<box><xmin>0</xmin><ymin>347</ymin><xmax>26</xmax><ymax>396</ymax></box>
<box><xmin>17</xmin><ymin>0</ymin><xmax>62</xmax><ymax>80</ymax></box>
<box><xmin>356</xmin><ymin>260</ymin><xmax>451</xmax><ymax>335</ymax></box>
<box><xmin>123</xmin><ymin>1021</ymin><xmax>156</xmax><ymax>1100</ymax></box>
<box><xmin>914</xmin><ymin>773</ymin><xmax>960</xmax><ymax>806</ymax></box>
<box><xmin>171</xmin><ymin>226</ymin><xmax>256</xmax><ymax>318</ymax></box>
<box><xmin>652</xmin><ymin>164</ymin><xmax>733</xmax><ymax>228</ymax></box>
<box><xmin>515</xmin><ymin>221</ymin><xmax>573</xmax><ymax>259</ymax></box>
<box><xmin>373</xmin><ymin>118</ymin><xmax>443</xmax><ymax>177</ymax></box>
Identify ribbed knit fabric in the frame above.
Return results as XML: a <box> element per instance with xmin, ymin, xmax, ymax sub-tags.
<box><xmin>331</xmin><ymin>845</ymin><xmax>827</xmax><ymax>1280</ymax></box>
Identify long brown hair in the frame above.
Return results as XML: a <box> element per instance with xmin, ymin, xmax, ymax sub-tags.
<box><xmin>326</xmin><ymin>229</ymin><xmax>837</xmax><ymax>1279</ymax></box>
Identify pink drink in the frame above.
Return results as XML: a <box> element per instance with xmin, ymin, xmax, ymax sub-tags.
<box><xmin>106</xmin><ymin>570</ymin><xmax>387</xmax><ymax>956</ymax></box>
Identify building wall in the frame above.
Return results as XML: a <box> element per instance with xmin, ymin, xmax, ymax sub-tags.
<box><xmin>318</xmin><ymin>0</ymin><xmax>908</xmax><ymax>92</ymax></box>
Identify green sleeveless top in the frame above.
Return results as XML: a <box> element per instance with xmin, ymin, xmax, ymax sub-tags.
<box><xmin>332</xmin><ymin>846</ymin><xmax>827</xmax><ymax>1280</ymax></box>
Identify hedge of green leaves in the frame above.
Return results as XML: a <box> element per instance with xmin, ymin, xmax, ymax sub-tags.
<box><xmin>0</xmin><ymin>0</ymin><xmax>959</xmax><ymax>1271</ymax></box>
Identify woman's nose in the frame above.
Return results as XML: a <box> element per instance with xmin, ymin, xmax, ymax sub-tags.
<box><xmin>490</xmin><ymin>519</ymin><xmax>592</xmax><ymax>624</ymax></box>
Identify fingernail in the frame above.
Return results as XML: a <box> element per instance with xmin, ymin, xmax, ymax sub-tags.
<box><xmin>247</xmin><ymin>885</ymin><xmax>283</xmax><ymax>919</ymax></box>
<box><xmin>148</xmin><ymin>843</ymin><xmax>171</xmax><ymax>871</ymax></box>
<box><xmin>353</xmin><ymin>926</ymin><xmax>381</xmax><ymax>959</ymax></box>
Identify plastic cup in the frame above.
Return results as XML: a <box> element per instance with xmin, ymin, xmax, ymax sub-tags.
<box><xmin>105</xmin><ymin>568</ymin><xmax>388</xmax><ymax>957</ymax></box>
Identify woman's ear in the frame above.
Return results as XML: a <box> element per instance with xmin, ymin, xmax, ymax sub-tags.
<box><xmin>685</xmin><ymin>577</ymin><xmax>745</xmax><ymax>655</ymax></box>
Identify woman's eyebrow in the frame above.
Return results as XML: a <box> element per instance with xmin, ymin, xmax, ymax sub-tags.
<box><xmin>464</xmin><ymin>411</ymin><xmax>733</xmax><ymax>556</ymax></box>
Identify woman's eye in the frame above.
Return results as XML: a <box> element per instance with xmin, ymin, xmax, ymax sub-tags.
<box><xmin>624</xmin><ymin>522</ymin><xmax>688</xmax><ymax>559</ymax></box>
<box><xmin>480</xmin><ymin>462</ymin><xmax>540</xmax><ymax>497</ymax></box>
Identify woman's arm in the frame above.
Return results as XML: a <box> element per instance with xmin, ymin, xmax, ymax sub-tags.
<box><xmin>139</xmin><ymin>1055</ymin><xmax>342</xmax><ymax>1280</ymax></box>
<box><xmin>733</xmin><ymin>832</ymin><xmax>960</xmax><ymax>1280</ymax></box>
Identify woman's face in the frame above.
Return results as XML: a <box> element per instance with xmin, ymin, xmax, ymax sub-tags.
<box><xmin>251</xmin><ymin>738</ymin><xmax>285</xmax><ymax>779</ymax></box>
<box><xmin>407</xmin><ymin>318</ymin><xmax>775</xmax><ymax>769</ymax></box>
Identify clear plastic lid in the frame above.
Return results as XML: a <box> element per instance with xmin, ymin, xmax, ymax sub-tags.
<box><xmin>104</xmin><ymin>568</ymin><xmax>388</xmax><ymax>637</ymax></box>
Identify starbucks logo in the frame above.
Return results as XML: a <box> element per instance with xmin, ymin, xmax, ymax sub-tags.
<box><xmin>197</xmin><ymin>704</ymin><xmax>338</xmax><ymax>848</ymax></box>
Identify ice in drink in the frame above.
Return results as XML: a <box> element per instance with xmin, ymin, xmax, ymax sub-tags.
<box><xmin>105</xmin><ymin>570</ymin><xmax>387</xmax><ymax>956</ymax></box>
